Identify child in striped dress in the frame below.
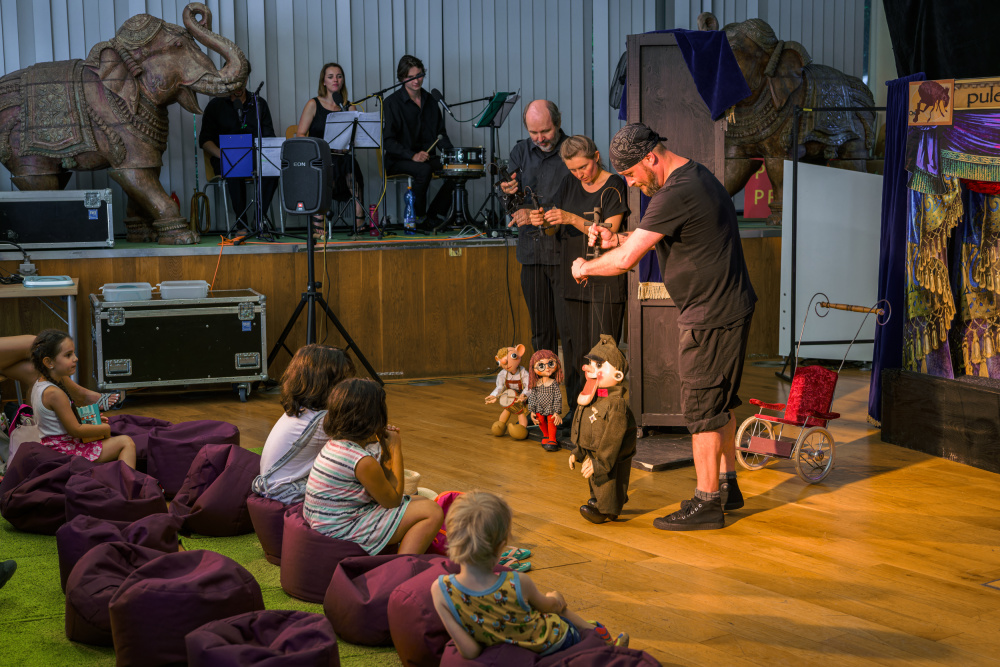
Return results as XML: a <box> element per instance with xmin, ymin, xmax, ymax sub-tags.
<box><xmin>430</xmin><ymin>491</ymin><xmax>628</xmax><ymax>659</ymax></box>
<box><xmin>304</xmin><ymin>378</ymin><xmax>443</xmax><ymax>554</ymax></box>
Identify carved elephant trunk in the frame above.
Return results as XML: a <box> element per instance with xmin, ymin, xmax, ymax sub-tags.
<box><xmin>182</xmin><ymin>3</ymin><xmax>248</xmax><ymax>96</ymax></box>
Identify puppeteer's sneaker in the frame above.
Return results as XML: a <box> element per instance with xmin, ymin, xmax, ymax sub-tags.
<box><xmin>653</xmin><ymin>496</ymin><xmax>725</xmax><ymax>531</ymax></box>
<box><xmin>720</xmin><ymin>478</ymin><xmax>744</xmax><ymax>511</ymax></box>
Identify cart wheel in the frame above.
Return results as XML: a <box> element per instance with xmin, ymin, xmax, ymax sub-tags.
<box><xmin>793</xmin><ymin>426</ymin><xmax>835</xmax><ymax>483</ymax></box>
<box><xmin>735</xmin><ymin>417</ymin><xmax>775</xmax><ymax>471</ymax></box>
<box><xmin>238</xmin><ymin>384</ymin><xmax>249</xmax><ymax>402</ymax></box>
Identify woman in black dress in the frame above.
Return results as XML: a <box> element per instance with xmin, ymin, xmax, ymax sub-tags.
<box><xmin>530</xmin><ymin>135</ymin><xmax>629</xmax><ymax>410</ymax></box>
<box><xmin>295</xmin><ymin>62</ymin><xmax>366</xmax><ymax>233</ymax></box>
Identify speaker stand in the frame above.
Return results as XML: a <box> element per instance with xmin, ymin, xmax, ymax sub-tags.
<box><xmin>267</xmin><ymin>214</ymin><xmax>382</xmax><ymax>384</ymax></box>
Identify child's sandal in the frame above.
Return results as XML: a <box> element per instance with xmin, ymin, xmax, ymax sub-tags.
<box><xmin>498</xmin><ymin>556</ymin><xmax>531</xmax><ymax>572</ymax></box>
<box><xmin>96</xmin><ymin>392</ymin><xmax>124</xmax><ymax>411</ymax></box>
<box><xmin>499</xmin><ymin>547</ymin><xmax>531</xmax><ymax>561</ymax></box>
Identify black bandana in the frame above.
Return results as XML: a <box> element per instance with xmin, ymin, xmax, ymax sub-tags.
<box><xmin>610</xmin><ymin>123</ymin><xmax>665</xmax><ymax>173</ymax></box>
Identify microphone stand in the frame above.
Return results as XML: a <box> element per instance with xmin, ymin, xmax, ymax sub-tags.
<box><xmin>234</xmin><ymin>81</ymin><xmax>278</xmax><ymax>245</ymax></box>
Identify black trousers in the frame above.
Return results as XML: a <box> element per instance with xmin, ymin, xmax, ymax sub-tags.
<box><xmin>227</xmin><ymin>176</ymin><xmax>279</xmax><ymax>228</ymax></box>
<box><xmin>562</xmin><ymin>298</ymin><xmax>626</xmax><ymax>413</ymax></box>
<box><xmin>520</xmin><ymin>262</ymin><xmax>571</xmax><ymax>397</ymax></box>
<box><xmin>387</xmin><ymin>159</ymin><xmax>454</xmax><ymax>217</ymax></box>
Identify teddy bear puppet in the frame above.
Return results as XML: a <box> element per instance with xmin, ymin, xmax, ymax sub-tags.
<box><xmin>484</xmin><ymin>344</ymin><xmax>530</xmax><ymax>440</ymax></box>
<box><xmin>569</xmin><ymin>334</ymin><xmax>637</xmax><ymax>524</ymax></box>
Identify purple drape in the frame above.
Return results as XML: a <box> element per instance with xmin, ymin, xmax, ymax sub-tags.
<box><xmin>869</xmin><ymin>73</ymin><xmax>926</xmax><ymax>423</ymax></box>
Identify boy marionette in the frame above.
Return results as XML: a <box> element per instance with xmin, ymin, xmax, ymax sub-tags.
<box><xmin>569</xmin><ymin>335</ymin><xmax>636</xmax><ymax>524</ymax></box>
<box><xmin>484</xmin><ymin>344</ymin><xmax>529</xmax><ymax>440</ymax></box>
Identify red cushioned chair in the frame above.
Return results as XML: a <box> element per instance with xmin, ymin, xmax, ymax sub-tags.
<box><xmin>145</xmin><ymin>420</ymin><xmax>240</xmax><ymax>497</ymax></box>
<box><xmin>387</xmin><ymin>558</ymin><xmax>465</xmax><ymax>666</ymax></box>
<box><xmin>440</xmin><ymin>628</ymin><xmax>662</xmax><ymax>666</ymax></box>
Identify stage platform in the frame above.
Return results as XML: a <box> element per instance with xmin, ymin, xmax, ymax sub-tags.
<box><xmin>1</xmin><ymin>224</ymin><xmax>780</xmax><ymax>391</ymax></box>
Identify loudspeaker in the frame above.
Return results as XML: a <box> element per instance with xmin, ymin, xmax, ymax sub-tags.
<box><xmin>280</xmin><ymin>137</ymin><xmax>332</xmax><ymax>215</ymax></box>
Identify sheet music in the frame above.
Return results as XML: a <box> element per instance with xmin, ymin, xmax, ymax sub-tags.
<box><xmin>324</xmin><ymin>111</ymin><xmax>382</xmax><ymax>150</ymax></box>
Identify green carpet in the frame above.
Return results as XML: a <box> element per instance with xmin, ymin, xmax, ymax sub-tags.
<box><xmin>0</xmin><ymin>517</ymin><xmax>401</xmax><ymax>666</ymax></box>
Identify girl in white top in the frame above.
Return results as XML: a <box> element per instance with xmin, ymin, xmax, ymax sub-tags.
<box><xmin>253</xmin><ymin>344</ymin><xmax>356</xmax><ymax>503</ymax></box>
<box><xmin>29</xmin><ymin>330</ymin><xmax>136</xmax><ymax>466</ymax></box>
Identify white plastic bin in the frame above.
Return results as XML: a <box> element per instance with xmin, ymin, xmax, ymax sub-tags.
<box><xmin>100</xmin><ymin>283</ymin><xmax>153</xmax><ymax>302</ymax></box>
<box><xmin>157</xmin><ymin>280</ymin><xmax>210</xmax><ymax>300</ymax></box>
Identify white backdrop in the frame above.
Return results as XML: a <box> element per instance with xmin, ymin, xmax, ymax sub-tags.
<box><xmin>780</xmin><ymin>160</ymin><xmax>883</xmax><ymax>363</ymax></box>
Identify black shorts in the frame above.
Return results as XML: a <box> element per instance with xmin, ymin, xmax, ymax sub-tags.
<box><xmin>678</xmin><ymin>313</ymin><xmax>753</xmax><ymax>434</ymax></box>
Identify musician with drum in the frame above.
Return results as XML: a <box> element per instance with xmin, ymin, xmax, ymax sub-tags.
<box><xmin>383</xmin><ymin>55</ymin><xmax>455</xmax><ymax>230</ymax></box>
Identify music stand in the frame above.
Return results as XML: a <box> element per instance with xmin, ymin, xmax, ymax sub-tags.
<box><xmin>473</xmin><ymin>92</ymin><xmax>519</xmax><ymax>231</ymax></box>
<box><xmin>325</xmin><ymin>111</ymin><xmax>381</xmax><ymax>237</ymax></box>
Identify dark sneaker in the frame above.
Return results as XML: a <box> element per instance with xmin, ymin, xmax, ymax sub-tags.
<box><xmin>541</xmin><ymin>441</ymin><xmax>561</xmax><ymax>452</ymax></box>
<box><xmin>720</xmin><ymin>478</ymin><xmax>744</xmax><ymax>511</ymax></box>
<box><xmin>0</xmin><ymin>560</ymin><xmax>16</xmax><ymax>589</ymax></box>
<box><xmin>653</xmin><ymin>496</ymin><xmax>724</xmax><ymax>531</ymax></box>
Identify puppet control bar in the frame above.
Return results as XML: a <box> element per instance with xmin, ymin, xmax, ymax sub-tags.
<box><xmin>818</xmin><ymin>301</ymin><xmax>885</xmax><ymax>317</ymax></box>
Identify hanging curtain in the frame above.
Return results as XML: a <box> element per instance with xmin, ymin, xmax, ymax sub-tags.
<box><xmin>869</xmin><ymin>73</ymin><xmax>925</xmax><ymax>424</ymax></box>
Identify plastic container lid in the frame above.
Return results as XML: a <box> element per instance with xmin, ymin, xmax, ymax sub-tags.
<box><xmin>100</xmin><ymin>283</ymin><xmax>153</xmax><ymax>302</ymax></box>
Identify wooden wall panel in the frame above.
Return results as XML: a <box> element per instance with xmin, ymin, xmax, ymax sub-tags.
<box><xmin>0</xmin><ymin>244</ymin><xmax>534</xmax><ymax>390</ymax></box>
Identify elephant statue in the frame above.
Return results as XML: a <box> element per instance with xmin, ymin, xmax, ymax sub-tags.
<box><xmin>702</xmin><ymin>15</ymin><xmax>876</xmax><ymax>225</ymax></box>
<box><xmin>0</xmin><ymin>3</ymin><xmax>247</xmax><ymax>244</ymax></box>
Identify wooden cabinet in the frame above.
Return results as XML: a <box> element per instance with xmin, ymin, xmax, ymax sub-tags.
<box><xmin>625</xmin><ymin>32</ymin><xmax>727</xmax><ymax>433</ymax></box>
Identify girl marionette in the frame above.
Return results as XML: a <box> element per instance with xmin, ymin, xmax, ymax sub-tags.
<box><xmin>527</xmin><ymin>349</ymin><xmax>564</xmax><ymax>452</ymax></box>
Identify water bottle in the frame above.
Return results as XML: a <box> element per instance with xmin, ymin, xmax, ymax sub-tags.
<box><xmin>369</xmin><ymin>204</ymin><xmax>379</xmax><ymax>236</ymax></box>
<box><xmin>403</xmin><ymin>184</ymin><xmax>417</xmax><ymax>234</ymax></box>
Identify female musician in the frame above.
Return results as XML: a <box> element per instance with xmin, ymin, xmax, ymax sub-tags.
<box><xmin>296</xmin><ymin>62</ymin><xmax>366</xmax><ymax>234</ymax></box>
<box><xmin>530</xmin><ymin>135</ymin><xmax>629</xmax><ymax>407</ymax></box>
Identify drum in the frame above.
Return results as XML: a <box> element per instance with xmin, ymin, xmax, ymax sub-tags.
<box><xmin>441</xmin><ymin>146</ymin><xmax>485</xmax><ymax>173</ymax></box>
<box><xmin>498</xmin><ymin>388</ymin><xmax>518</xmax><ymax>407</ymax></box>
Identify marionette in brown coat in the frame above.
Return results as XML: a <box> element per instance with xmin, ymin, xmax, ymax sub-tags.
<box><xmin>569</xmin><ymin>334</ymin><xmax>637</xmax><ymax>524</ymax></box>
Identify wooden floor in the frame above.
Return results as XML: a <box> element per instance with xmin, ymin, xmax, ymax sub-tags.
<box><xmin>117</xmin><ymin>362</ymin><xmax>1000</xmax><ymax>666</ymax></box>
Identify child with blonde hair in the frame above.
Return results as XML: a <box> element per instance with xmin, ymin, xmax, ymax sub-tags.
<box><xmin>430</xmin><ymin>491</ymin><xmax>627</xmax><ymax>659</ymax></box>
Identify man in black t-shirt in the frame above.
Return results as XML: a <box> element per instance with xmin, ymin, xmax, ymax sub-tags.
<box><xmin>571</xmin><ymin>123</ymin><xmax>757</xmax><ymax>532</ymax></box>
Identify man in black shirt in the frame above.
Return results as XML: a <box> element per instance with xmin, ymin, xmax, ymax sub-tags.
<box><xmin>572</xmin><ymin>123</ymin><xmax>757</xmax><ymax>532</ymax></box>
<box><xmin>383</xmin><ymin>55</ymin><xmax>454</xmax><ymax>228</ymax></box>
<box><xmin>499</xmin><ymin>100</ymin><xmax>573</xmax><ymax>422</ymax></box>
<box><xmin>199</xmin><ymin>66</ymin><xmax>278</xmax><ymax>233</ymax></box>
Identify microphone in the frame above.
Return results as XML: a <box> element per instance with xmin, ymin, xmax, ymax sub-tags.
<box><xmin>233</xmin><ymin>96</ymin><xmax>244</xmax><ymax>124</ymax></box>
<box><xmin>253</xmin><ymin>81</ymin><xmax>264</xmax><ymax>95</ymax></box>
<box><xmin>431</xmin><ymin>88</ymin><xmax>455</xmax><ymax>118</ymax></box>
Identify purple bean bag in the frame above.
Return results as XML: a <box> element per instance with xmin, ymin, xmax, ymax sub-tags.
<box><xmin>0</xmin><ymin>444</ymin><xmax>95</xmax><ymax>534</ymax></box>
<box><xmin>440</xmin><ymin>629</ymin><xmax>662</xmax><ymax>666</ymax></box>
<box><xmin>56</xmin><ymin>513</ymin><xmax>183</xmax><ymax>591</ymax></box>
<box><xmin>387</xmin><ymin>558</ymin><xmax>466</xmax><ymax>666</ymax></box>
<box><xmin>169</xmin><ymin>443</ymin><xmax>261</xmax><ymax>536</ymax></box>
<box><xmin>108</xmin><ymin>414</ymin><xmax>172</xmax><ymax>469</ymax></box>
<box><xmin>109</xmin><ymin>549</ymin><xmax>264</xmax><ymax>667</ymax></box>
<box><xmin>64</xmin><ymin>460</ymin><xmax>167</xmax><ymax>524</ymax></box>
<box><xmin>146</xmin><ymin>420</ymin><xmax>240</xmax><ymax>497</ymax></box>
<box><xmin>323</xmin><ymin>554</ymin><xmax>452</xmax><ymax>646</ymax></box>
<box><xmin>0</xmin><ymin>441</ymin><xmax>68</xmax><ymax>498</ymax></box>
<box><xmin>64</xmin><ymin>541</ymin><xmax>167</xmax><ymax>646</ymax></box>
<box><xmin>186</xmin><ymin>610</ymin><xmax>341</xmax><ymax>667</ymax></box>
<box><xmin>247</xmin><ymin>494</ymin><xmax>301</xmax><ymax>565</ymax></box>
<box><xmin>279</xmin><ymin>507</ymin><xmax>368</xmax><ymax>603</ymax></box>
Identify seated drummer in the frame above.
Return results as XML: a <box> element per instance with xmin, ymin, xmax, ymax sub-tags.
<box><xmin>383</xmin><ymin>55</ymin><xmax>455</xmax><ymax>230</ymax></box>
